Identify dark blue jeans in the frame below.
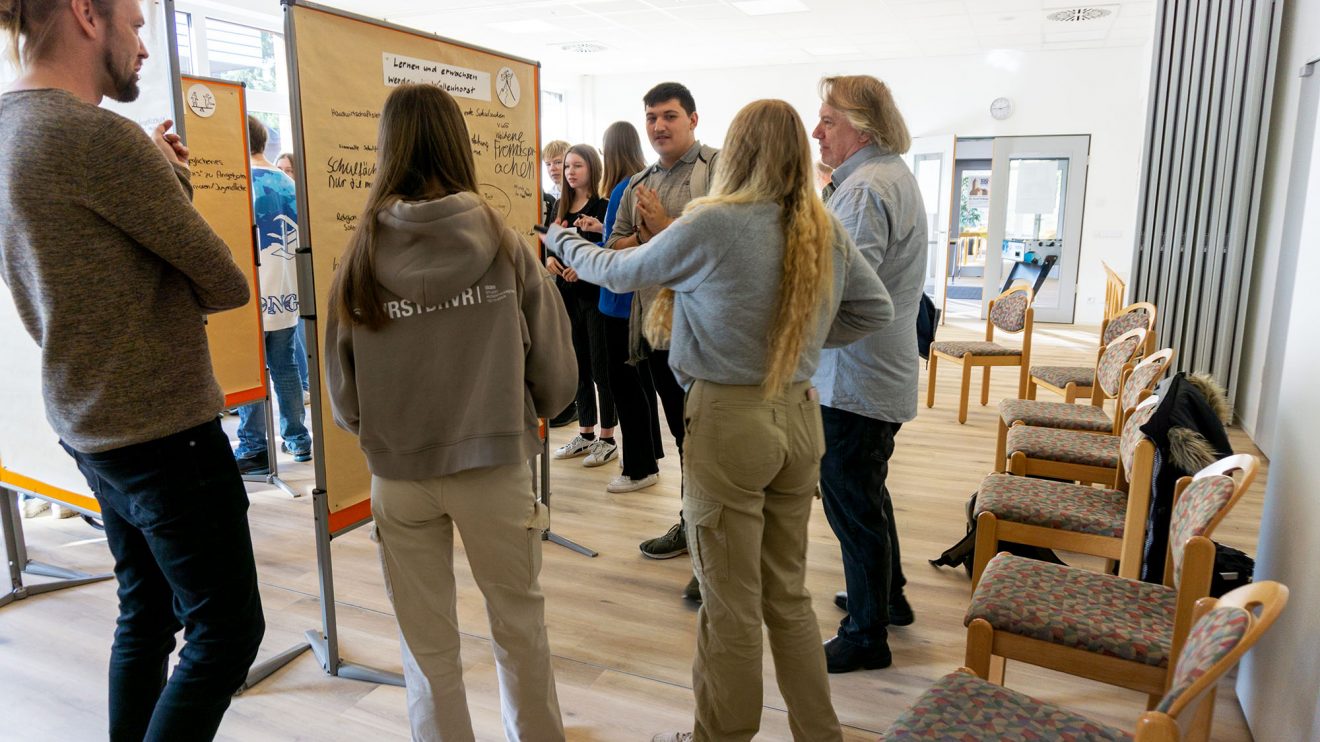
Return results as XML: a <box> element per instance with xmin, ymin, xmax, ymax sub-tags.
<box><xmin>63</xmin><ymin>419</ymin><xmax>265</xmax><ymax>742</ymax></box>
<box><xmin>819</xmin><ymin>406</ymin><xmax>906</xmax><ymax>648</ymax></box>
<box><xmin>236</xmin><ymin>326</ymin><xmax>311</xmax><ymax>459</ymax></box>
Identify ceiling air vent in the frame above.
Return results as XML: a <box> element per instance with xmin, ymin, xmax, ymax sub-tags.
<box><xmin>1046</xmin><ymin>7</ymin><xmax>1113</xmax><ymax>22</ymax></box>
<box><xmin>560</xmin><ymin>41</ymin><xmax>607</xmax><ymax>54</ymax></box>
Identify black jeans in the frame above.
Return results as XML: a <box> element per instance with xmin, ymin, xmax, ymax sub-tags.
<box><xmin>63</xmin><ymin>419</ymin><xmax>265</xmax><ymax>742</ymax></box>
<box><xmin>569</xmin><ymin>287</ymin><xmax>616</xmax><ymax>429</ymax></box>
<box><xmin>645</xmin><ymin>347</ymin><xmax>686</xmax><ymax>520</ymax></box>
<box><xmin>603</xmin><ymin>315</ymin><xmax>660</xmax><ymax>478</ymax></box>
<box><xmin>818</xmin><ymin>406</ymin><xmax>906</xmax><ymax>648</ymax></box>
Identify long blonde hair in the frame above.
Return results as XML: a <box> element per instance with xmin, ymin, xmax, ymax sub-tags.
<box><xmin>644</xmin><ymin>99</ymin><xmax>835</xmax><ymax>395</ymax></box>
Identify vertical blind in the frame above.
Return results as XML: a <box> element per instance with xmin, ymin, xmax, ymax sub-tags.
<box><xmin>1131</xmin><ymin>0</ymin><xmax>1283</xmax><ymax>401</ymax></box>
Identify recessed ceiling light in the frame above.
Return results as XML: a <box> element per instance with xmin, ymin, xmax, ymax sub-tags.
<box><xmin>560</xmin><ymin>41</ymin><xmax>608</xmax><ymax>54</ymax></box>
<box><xmin>804</xmin><ymin>45</ymin><xmax>861</xmax><ymax>56</ymax></box>
<box><xmin>732</xmin><ymin>0</ymin><xmax>809</xmax><ymax>16</ymax></box>
<box><xmin>1046</xmin><ymin>7</ymin><xmax>1114</xmax><ymax>22</ymax></box>
<box><xmin>489</xmin><ymin>19</ymin><xmax>561</xmax><ymax>34</ymax></box>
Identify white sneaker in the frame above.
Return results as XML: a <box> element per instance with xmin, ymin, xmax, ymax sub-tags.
<box><xmin>606</xmin><ymin>472</ymin><xmax>659</xmax><ymax>493</ymax></box>
<box><xmin>21</xmin><ymin>498</ymin><xmax>50</xmax><ymax>519</ymax></box>
<box><xmin>652</xmin><ymin>734</ymin><xmax>693</xmax><ymax>742</ymax></box>
<box><xmin>582</xmin><ymin>438</ymin><xmax>617</xmax><ymax>468</ymax></box>
<box><xmin>303</xmin><ymin>390</ymin><xmax>311</xmax><ymax>406</ymax></box>
<box><xmin>553</xmin><ymin>434</ymin><xmax>593</xmax><ymax>459</ymax></box>
<box><xmin>52</xmin><ymin>504</ymin><xmax>77</xmax><ymax>519</ymax></box>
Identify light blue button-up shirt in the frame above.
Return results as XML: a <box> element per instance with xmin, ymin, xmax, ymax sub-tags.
<box><xmin>813</xmin><ymin>144</ymin><xmax>929</xmax><ymax>423</ymax></box>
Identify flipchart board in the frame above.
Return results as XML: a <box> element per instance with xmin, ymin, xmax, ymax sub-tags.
<box><xmin>179</xmin><ymin>75</ymin><xmax>265</xmax><ymax>406</ymax></box>
<box><xmin>0</xmin><ymin>0</ymin><xmax>182</xmax><ymax>514</ymax></box>
<box><xmin>285</xmin><ymin>1</ymin><xmax>542</xmax><ymax>532</ymax></box>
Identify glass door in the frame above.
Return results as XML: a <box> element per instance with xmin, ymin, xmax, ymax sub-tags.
<box><xmin>984</xmin><ymin>135</ymin><xmax>1090</xmax><ymax>323</ymax></box>
<box><xmin>906</xmin><ymin>135</ymin><xmax>957</xmax><ymax>314</ymax></box>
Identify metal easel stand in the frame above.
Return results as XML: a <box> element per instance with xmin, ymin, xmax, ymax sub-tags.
<box><xmin>303</xmin><ymin>489</ymin><xmax>404</xmax><ymax>687</ymax></box>
<box><xmin>536</xmin><ymin>430</ymin><xmax>597</xmax><ymax>558</ymax></box>
<box><xmin>0</xmin><ymin>489</ymin><xmax>112</xmax><ymax>610</ymax></box>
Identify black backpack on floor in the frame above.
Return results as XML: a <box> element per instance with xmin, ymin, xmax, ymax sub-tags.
<box><xmin>929</xmin><ymin>491</ymin><xmax>1066</xmax><ymax>577</ymax></box>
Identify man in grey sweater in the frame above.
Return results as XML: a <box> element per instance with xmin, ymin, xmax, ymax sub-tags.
<box><xmin>812</xmin><ymin>75</ymin><xmax>929</xmax><ymax>673</ymax></box>
<box><xmin>0</xmin><ymin>2</ymin><xmax>265</xmax><ymax>738</ymax></box>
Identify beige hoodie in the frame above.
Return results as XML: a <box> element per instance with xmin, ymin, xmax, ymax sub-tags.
<box><xmin>325</xmin><ymin>192</ymin><xmax>576</xmax><ymax>480</ymax></box>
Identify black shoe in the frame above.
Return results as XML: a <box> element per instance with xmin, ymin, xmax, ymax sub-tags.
<box><xmin>640</xmin><ymin>523</ymin><xmax>688</xmax><ymax>559</ymax></box>
<box><xmin>683</xmin><ymin>575</ymin><xmax>702</xmax><ymax>603</ymax></box>
<box><xmin>823</xmin><ymin>635</ymin><xmax>892</xmax><ymax>673</ymax></box>
<box><xmin>888</xmin><ymin>593</ymin><xmax>915</xmax><ymax>627</ymax></box>
<box><xmin>236</xmin><ymin>451</ymin><xmax>270</xmax><ymax>476</ymax></box>
<box><xmin>548</xmin><ymin>404</ymin><xmax>578</xmax><ymax>428</ymax></box>
<box><xmin>832</xmin><ymin>591</ymin><xmax>916</xmax><ymax>627</ymax></box>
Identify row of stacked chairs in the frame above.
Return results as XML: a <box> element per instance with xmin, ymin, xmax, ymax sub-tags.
<box><xmin>882</xmin><ymin>299</ymin><xmax>1288</xmax><ymax>740</ymax></box>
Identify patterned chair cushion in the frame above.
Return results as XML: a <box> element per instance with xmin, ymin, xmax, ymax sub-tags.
<box><xmin>1031</xmin><ymin>364</ymin><xmax>1095</xmax><ymax>391</ymax></box>
<box><xmin>1118</xmin><ymin>401</ymin><xmax>1159</xmax><ymax>479</ymax></box>
<box><xmin>1096</xmin><ymin>334</ymin><xmax>1144</xmax><ymax>397</ymax></box>
<box><xmin>880</xmin><ymin>670</ymin><xmax>1130</xmax><ymax>741</ymax></box>
<box><xmin>990</xmin><ymin>290</ymin><xmax>1030</xmax><ymax>332</ymax></box>
<box><xmin>1102</xmin><ymin>307</ymin><xmax>1152</xmax><ymax>344</ymax></box>
<box><xmin>1156</xmin><ymin>605</ymin><xmax>1250</xmax><ymax>713</ymax></box>
<box><xmin>1000</xmin><ymin>399</ymin><xmax>1113</xmax><ymax>432</ymax></box>
<box><xmin>1120</xmin><ymin>356</ymin><xmax>1170</xmax><ymax>411</ymax></box>
<box><xmin>977</xmin><ymin>474</ymin><xmax>1128</xmax><ymax>538</ymax></box>
<box><xmin>931</xmin><ymin>340</ymin><xmax>1022</xmax><ymax>358</ymax></box>
<box><xmin>967</xmin><ymin>553</ymin><xmax>1178</xmax><ymax>667</ymax></box>
<box><xmin>1005</xmin><ymin>426</ymin><xmax>1120</xmax><ymax>469</ymax></box>
<box><xmin>1168</xmin><ymin>474</ymin><xmax>1236</xmax><ymax>586</ymax></box>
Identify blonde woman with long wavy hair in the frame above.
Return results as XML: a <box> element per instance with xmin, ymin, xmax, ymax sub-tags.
<box><xmin>541</xmin><ymin>98</ymin><xmax>894</xmax><ymax>742</ymax></box>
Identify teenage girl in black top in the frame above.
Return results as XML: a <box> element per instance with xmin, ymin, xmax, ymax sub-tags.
<box><xmin>545</xmin><ymin>144</ymin><xmax>616</xmax><ymax>466</ymax></box>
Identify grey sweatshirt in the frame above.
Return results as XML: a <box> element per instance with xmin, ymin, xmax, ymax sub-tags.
<box><xmin>547</xmin><ymin>201</ymin><xmax>894</xmax><ymax>388</ymax></box>
<box><xmin>325</xmin><ymin>192</ymin><xmax>577</xmax><ymax>480</ymax></box>
<box><xmin>0</xmin><ymin>89</ymin><xmax>250</xmax><ymax>453</ymax></box>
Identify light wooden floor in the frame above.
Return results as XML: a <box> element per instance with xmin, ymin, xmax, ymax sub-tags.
<box><xmin>0</xmin><ymin>317</ymin><xmax>1266</xmax><ymax>741</ymax></box>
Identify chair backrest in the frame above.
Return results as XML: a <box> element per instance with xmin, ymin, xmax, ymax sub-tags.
<box><xmin>1095</xmin><ymin>328</ymin><xmax>1148</xmax><ymax>400</ymax></box>
<box><xmin>1119</xmin><ymin>348</ymin><xmax>1175</xmax><ymax>415</ymax></box>
<box><xmin>1102</xmin><ymin>261</ymin><xmax>1127</xmax><ymax>320</ymax></box>
<box><xmin>1119</xmin><ymin>395</ymin><xmax>1161</xmax><ymax>482</ymax></box>
<box><xmin>987</xmin><ymin>285</ymin><xmax>1032</xmax><ymax>336</ymax></box>
<box><xmin>1101</xmin><ymin>301</ymin><xmax>1158</xmax><ymax>346</ymax></box>
<box><xmin>1134</xmin><ymin>582</ymin><xmax>1289</xmax><ymax>742</ymax></box>
<box><xmin>1167</xmin><ymin>454</ymin><xmax>1258</xmax><ymax>590</ymax></box>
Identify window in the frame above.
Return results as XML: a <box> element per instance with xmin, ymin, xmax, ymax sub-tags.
<box><xmin>204</xmin><ymin>18</ymin><xmax>280</xmax><ymax>93</ymax></box>
<box><xmin>174</xmin><ymin>11</ymin><xmax>194</xmax><ymax>75</ymax></box>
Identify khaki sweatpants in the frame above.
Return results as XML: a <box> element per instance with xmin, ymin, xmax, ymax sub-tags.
<box><xmin>370</xmin><ymin>464</ymin><xmax>565</xmax><ymax>742</ymax></box>
<box><xmin>683</xmin><ymin>380</ymin><xmax>843</xmax><ymax>742</ymax></box>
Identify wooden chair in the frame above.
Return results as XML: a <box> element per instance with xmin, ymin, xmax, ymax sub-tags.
<box><xmin>995</xmin><ymin>327</ymin><xmax>1148</xmax><ymax>470</ymax></box>
<box><xmin>963</xmin><ymin>455</ymin><xmax>1258</xmax><ymax>709</ymax></box>
<box><xmin>1003</xmin><ymin>349</ymin><xmax>1175</xmax><ymax>483</ymax></box>
<box><xmin>973</xmin><ymin>395</ymin><xmax>1161</xmax><ymax>587</ymax></box>
<box><xmin>1104</xmin><ymin>260</ymin><xmax>1128</xmax><ymax>321</ymax></box>
<box><xmin>880</xmin><ymin>580</ymin><xmax>1288</xmax><ymax>741</ymax></box>
<box><xmin>1029</xmin><ymin>301</ymin><xmax>1157</xmax><ymax>403</ymax></box>
<box><xmin>928</xmin><ymin>285</ymin><xmax>1034</xmax><ymax>424</ymax></box>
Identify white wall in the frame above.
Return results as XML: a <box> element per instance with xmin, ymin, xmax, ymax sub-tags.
<box><xmin>580</xmin><ymin>45</ymin><xmax>1152</xmax><ymax>325</ymax></box>
<box><xmin>1234</xmin><ymin>0</ymin><xmax>1320</xmax><ymax>453</ymax></box>
<box><xmin>1236</xmin><ymin>0</ymin><xmax>1320</xmax><ymax>736</ymax></box>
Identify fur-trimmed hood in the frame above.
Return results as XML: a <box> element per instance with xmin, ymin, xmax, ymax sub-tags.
<box><xmin>1167</xmin><ymin>372</ymin><xmax>1232</xmax><ymax>472</ymax></box>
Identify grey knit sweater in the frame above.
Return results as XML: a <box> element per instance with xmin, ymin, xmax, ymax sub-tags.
<box><xmin>0</xmin><ymin>89</ymin><xmax>250</xmax><ymax>453</ymax></box>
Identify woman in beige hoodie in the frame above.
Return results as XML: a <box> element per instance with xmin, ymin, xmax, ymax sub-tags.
<box><xmin>325</xmin><ymin>84</ymin><xmax>577</xmax><ymax>742</ymax></box>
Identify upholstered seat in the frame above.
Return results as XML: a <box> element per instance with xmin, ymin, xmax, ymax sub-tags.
<box><xmin>999</xmin><ymin>398</ymin><xmax>1113</xmax><ymax>432</ymax></box>
<box><xmin>976</xmin><ymin>474</ymin><xmax>1128</xmax><ymax>538</ymax></box>
<box><xmin>1005</xmin><ymin>425</ymin><xmax>1120</xmax><ymax>469</ymax></box>
<box><xmin>967</xmin><ymin>553</ymin><xmax>1178</xmax><ymax>668</ymax></box>
<box><xmin>879</xmin><ymin>669</ymin><xmax>1131</xmax><ymax>741</ymax></box>
<box><xmin>1030</xmin><ymin>364</ymin><xmax>1094</xmax><ymax>390</ymax></box>
<box><xmin>931</xmin><ymin>340</ymin><xmax>1022</xmax><ymax>357</ymax></box>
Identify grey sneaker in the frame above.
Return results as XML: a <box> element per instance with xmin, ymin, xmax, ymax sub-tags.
<box><xmin>582</xmin><ymin>438</ymin><xmax>617</xmax><ymax>467</ymax></box>
<box><xmin>606</xmin><ymin>472</ymin><xmax>659</xmax><ymax>493</ymax></box>
<box><xmin>554</xmin><ymin>434</ymin><xmax>593</xmax><ymax>459</ymax></box>
<box><xmin>652</xmin><ymin>734</ymin><xmax>693</xmax><ymax>742</ymax></box>
<box><xmin>639</xmin><ymin>523</ymin><xmax>688</xmax><ymax>559</ymax></box>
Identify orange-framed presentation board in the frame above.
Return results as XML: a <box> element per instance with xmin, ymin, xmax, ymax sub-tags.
<box><xmin>285</xmin><ymin>1</ymin><xmax>541</xmax><ymax>533</ymax></box>
<box><xmin>180</xmin><ymin>75</ymin><xmax>266</xmax><ymax>407</ymax></box>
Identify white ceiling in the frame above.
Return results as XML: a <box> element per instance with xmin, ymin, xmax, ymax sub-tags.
<box><xmin>216</xmin><ymin>0</ymin><xmax>1158</xmax><ymax>75</ymax></box>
